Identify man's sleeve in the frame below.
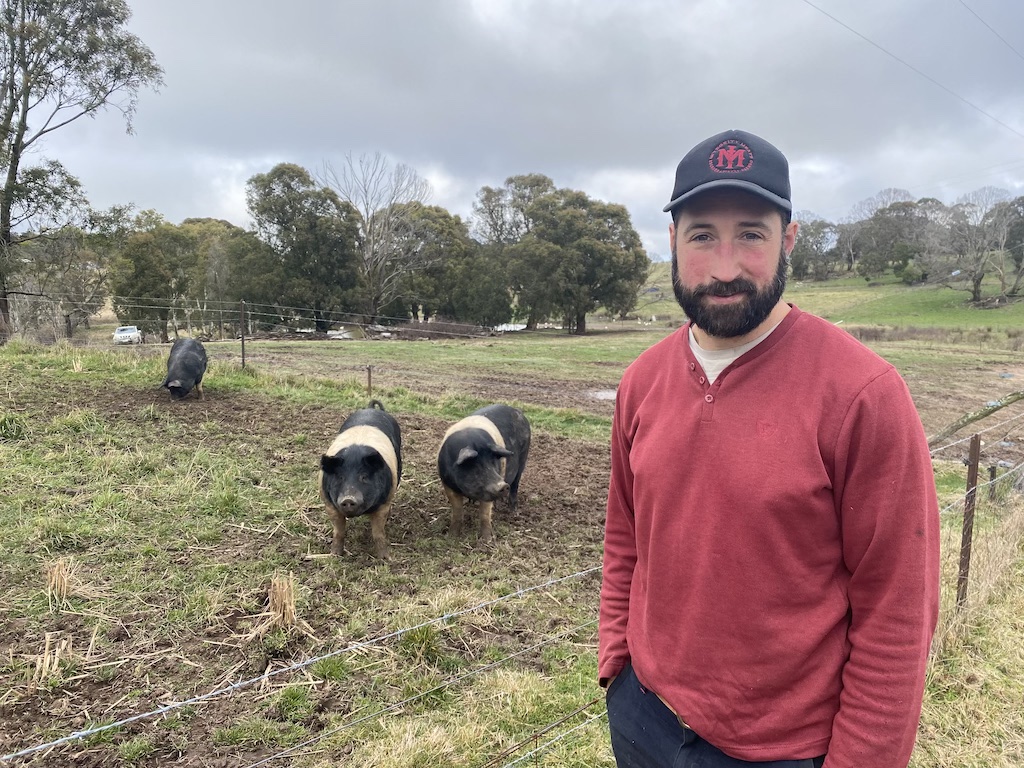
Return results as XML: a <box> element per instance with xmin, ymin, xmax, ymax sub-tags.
<box><xmin>598</xmin><ymin>391</ymin><xmax>638</xmax><ymax>684</ymax></box>
<box><xmin>825</xmin><ymin>369</ymin><xmax>940</xmax><ymax>767</ymax></box>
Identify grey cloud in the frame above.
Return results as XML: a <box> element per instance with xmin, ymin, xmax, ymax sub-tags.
<box><xmin>39</xmin><ymin>0</ymin><xmax>1024</xmax><ymax>259</ymax></box>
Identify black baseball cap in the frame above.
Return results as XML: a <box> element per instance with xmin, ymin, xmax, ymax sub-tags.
<box><xmin>663</xmin><ymin>129</ymin><xmax>792</xmax><ymax>215</ymax></box>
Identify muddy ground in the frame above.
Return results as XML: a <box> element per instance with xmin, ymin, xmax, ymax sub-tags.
<box><xmin>0</xmin><ymin>358</ymin><xmax>613</xmax><ymax>767</ymax></box>
<box><xmin>2</xmin><ymin>336</ymin><xmax>1023</xmax><ymax>766</ymax></box>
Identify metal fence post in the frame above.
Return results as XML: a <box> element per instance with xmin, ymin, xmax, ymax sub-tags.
<box><xmin>240</xmin><ymin>300</ymin><xmax>247</xmax><ymax>369</ymax></box>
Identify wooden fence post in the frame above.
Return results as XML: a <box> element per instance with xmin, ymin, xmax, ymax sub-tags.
<box><xmin>956</xmin><ymin>434</ymin><xmax>982</xmax><ymax>612</ymax></box>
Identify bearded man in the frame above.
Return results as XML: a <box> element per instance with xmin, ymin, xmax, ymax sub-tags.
<box><xmin>598</xmin><ymin>129</ymin><xmax>939</xmax><ymax>768</ymax></box>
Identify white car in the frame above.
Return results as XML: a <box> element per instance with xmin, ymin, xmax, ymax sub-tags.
<box><xmin>112</xmin><ymin>325</ymin><xmax>143</xmax><ymax>344</ymax></box>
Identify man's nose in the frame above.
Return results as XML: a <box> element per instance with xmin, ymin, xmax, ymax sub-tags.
<box><xmin>709</xmin><ymin>242</ymin><xmax>743</xmax><ymax>282</ymax></box>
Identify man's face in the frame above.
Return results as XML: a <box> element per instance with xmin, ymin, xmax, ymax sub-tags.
<box><xmin>669</xmin><ymin>189</ymin><xmax>797</xmax><ymax>340</ymax></box>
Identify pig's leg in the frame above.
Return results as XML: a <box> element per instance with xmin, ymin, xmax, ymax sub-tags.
<box><xmin>328</xmin><ymin>505</ymin><xmax>347</xmax><ymax>556</ymax></box>
<box><xmin>369</xmin><ymin>504</ymin><xmax>391</xmax><ymax>560</ymax></box>
<box><xmin>196</xmin><ymin>380</ymin><xmax>204</xmax><ymax>400</ymax></box>
<box><xmin>444</xmin><ymin>485</ymin><xmax>465</xmax><ymax>536</ymax></box>
<box><xmin>478</xmin><ymin>501</ymin><xmax>494</xmax><ymax>546</ymax></box>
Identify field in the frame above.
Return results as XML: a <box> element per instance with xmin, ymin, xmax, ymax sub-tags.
<box><xmin>2</xmin><ymin>292</ymin><xmax>1024</xmax><ymax>766</ymax></box>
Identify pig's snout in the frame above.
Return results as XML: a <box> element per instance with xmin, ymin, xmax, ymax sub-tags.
<box><xmin>488</xmin><ymin>480</ymin><xmax>509</xmax><ymax>497</ymax></box>
<box><xmin>338</xmin><ymin>494</ymin><xmax>363</xmax><ymax>515</ymax></box>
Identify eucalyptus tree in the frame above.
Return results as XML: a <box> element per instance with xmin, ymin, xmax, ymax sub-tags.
<box><xmin>949</xmin><ymin>187</ymin><xmax>1010</xmax><ymax>302</ymax></box>
<box><xmin>0</xmin><ymin>0</ymin><xmax>162</xmax><ymax>341</ymax></box>
<box><xmin>246</xmin><ymin>163</ymin><xmax>362</xmax><ymax>330</ymax></box>
<box><xmin>521</xmin><ymin>188</ymin><xmax>649</xmax><ymax>335</ymax></box>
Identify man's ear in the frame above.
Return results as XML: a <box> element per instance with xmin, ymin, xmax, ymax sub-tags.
<box><xmin>783</xmin><ymin>219</ymin><xmax>800</xmax><ymax>257</ymax></box>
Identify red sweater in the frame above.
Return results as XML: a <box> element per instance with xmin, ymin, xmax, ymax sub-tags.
<box><xmin>599</xmin><ymin>306</ymin><xmax>939</xmax><ymax>766</ymax></box>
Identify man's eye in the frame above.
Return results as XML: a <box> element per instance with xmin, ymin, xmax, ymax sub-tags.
<box><xmin>691</xmin><ymin>233</ymin><xmax>712</xmax><ymax>242</ymax></box>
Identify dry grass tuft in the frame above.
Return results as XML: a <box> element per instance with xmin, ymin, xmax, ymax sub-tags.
<box><xmin>29</xmin><ymin>632</ymin><xmax>76</xmax><ymax>688</ymax></box>
<box><xmin>44</xmin><ymin>557</ymin><xmax>107</xmax><ymax>611</ymax></box>
<box><xmin>244</xmin><ymin>572</ymin><xmax>315</xmax><ymax>640</ymax></box>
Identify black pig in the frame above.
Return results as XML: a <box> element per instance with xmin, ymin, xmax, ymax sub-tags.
<box><xmin>161</xmin><ymin>338</ymin><xmax>207</xmax><ymax>400</ymax></box>
<box><xmin>438</xmin><ymin>404</ymin><xmax>531</xmax><ymax>545</ymax></box>
<box><xmin>319</xmin><ymin>400</ymin><xmax>402</xmax><ymax>559</ymax></box>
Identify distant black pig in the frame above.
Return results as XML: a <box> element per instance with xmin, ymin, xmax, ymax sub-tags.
<box><xmin>161</xmin><ymin>338</ymin><xmax>207</xmax><ymax>400</ymax></box>
<box><xmin>319</xmin><ymin>400</ymin><xmax>402</xmax><ymax>559</ymax></box>
<box><xmin>437</xmin><ymin>404</ymin><xmax>531</xmax><ymax>545</ymax></box>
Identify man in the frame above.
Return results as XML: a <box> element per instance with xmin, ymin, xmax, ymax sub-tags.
<box><xmin>598</xmin><ymin>129</ymin><xmax>939</xmax><ymax>768</ymax></box>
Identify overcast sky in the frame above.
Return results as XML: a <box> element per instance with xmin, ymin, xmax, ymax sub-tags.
<box><xmin>40</xmin><ymin>0</ymin><xmax>1024</xmax><ymax>260</ymax></box>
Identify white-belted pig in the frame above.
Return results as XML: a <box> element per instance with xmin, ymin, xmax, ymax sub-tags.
<box><xmin>319</xmin><ymin>400</ymin><xmax>402</xmax><ymax>559</ymax></box>
<box><xmin>160</xmin><ymin>338</ymin><xmax>207</xmax><ymax>400</ymax></box>
<box><xmin>437</xmin><ymin>404</ymin><xmax>531</xmax><ymax>545</ymax></box>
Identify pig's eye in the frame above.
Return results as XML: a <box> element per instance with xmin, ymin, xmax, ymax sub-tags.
<box><xmin>358</xmin><ymin>474</ymin><xmax>369</xmax><ymax>483</ymax></box>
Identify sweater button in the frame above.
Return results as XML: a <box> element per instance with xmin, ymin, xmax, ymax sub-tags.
<box><xmin>704</xmin><ymin>394</ymin><xmax>714</xmax><ymax>403</ymax></box>
<box><xmin>699</xmin><ymin>377</ymin><xmax>706</xmax><ymax>384</ymax></box>
<box><xmin>689</xmin><ymin>363</ymin><xmax>696</xmax><ymax>371</ymax></box>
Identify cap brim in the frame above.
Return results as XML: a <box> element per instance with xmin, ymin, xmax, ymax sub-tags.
<box><xmin>663</xmin><ymin>179</ymin><xmax>792</xmax><ymax>213</ymax></box>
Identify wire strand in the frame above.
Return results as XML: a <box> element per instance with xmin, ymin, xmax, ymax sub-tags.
<box><xmin>799</xmin><ymin>0</ymin><xmax>1024</xmax><ymax>141</ymax></box>
<box><xmin>0</xmin><ymin>566</ymin><xmax>602</xmax><ymax>764</ymax></box>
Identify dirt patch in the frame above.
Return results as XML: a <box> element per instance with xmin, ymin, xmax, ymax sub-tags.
<box><xmin>0</xmin><ymin>373</ymin><xmax>610</xmax><ymax>767</ymax></box>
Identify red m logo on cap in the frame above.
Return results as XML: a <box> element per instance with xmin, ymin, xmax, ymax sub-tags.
<box><xmin>714</xmin><ymin>145</ymin><xmax>749</xmax><ymax>170</ymax></box>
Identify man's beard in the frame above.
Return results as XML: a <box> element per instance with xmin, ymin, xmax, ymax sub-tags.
<box><xmin>672</xmin><ymin>246</ymin><xmax>788</xmax><ymax>339</ymax></box>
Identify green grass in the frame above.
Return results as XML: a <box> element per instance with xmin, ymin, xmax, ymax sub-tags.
<box><xmin>3</xmin><ymin>278</ymin><xmax>1024</xmax><ymax>766</ymax></box>
<box><xmin>639</xmin><ymin>260</ymin><xmax>1024</xmax><ymax>338</ymax></box>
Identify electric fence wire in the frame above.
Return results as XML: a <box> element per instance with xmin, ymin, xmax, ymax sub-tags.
<box><xmin>498</xmin><ymin>711</ymin><xmax>609</xmax><ymax>768</ymax></box>
<box><xmin>0</xmin><ymin>566</ymin><xmax>602</xmax><ymax>764</ymax></box>
<box><xmin>938</xmin><ymin>460</ymin><xmax>1024</xmax><ymax>518</ymax></box>
<box><xmin>929</xmin><ymin>408</ymin><xmax>1024</xmax><ymax>457</ymax></box>
<box><xmin>240</xmin><ymin>620</ymin><xmax>600</xmax><ymax>768</ymax></box>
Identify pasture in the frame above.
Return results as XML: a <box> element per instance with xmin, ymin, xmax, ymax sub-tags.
<box><xmin>2</xmin><ymin>301</ymin><xmax>1024</xmax><ymax>766</ymax></box>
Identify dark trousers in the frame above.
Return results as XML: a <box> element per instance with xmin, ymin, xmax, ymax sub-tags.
<box><xmin>606</xmin><ymin>663</ymin><xmax>826</xmax><ymax>768</ymax></box>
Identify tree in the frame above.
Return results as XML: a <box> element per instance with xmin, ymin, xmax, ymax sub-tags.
<box><xmin>0</xmin><ymin>0</ymin><xmax>163</xmax><ymax>341</ymax></box>
<box><xmin>949</xmin><ymin>187</ymin><xmax>1010</xmax><ymax>302</ymax></box>
<box><xmin>521</xmin><ymin>188</ymin><xmax>649</xmax><ymax>335</ymax></box>
<box><xmin>471</xmin><ymin>173</ymin><xmax>555</xmax><ymax>245</ymax></box>
<box><xmin>321</xmin><ymin>153</ymin><xmax>431</xmax><ymax>322</ymax></box>
<box><xmin>110</xmin><ymin>219</ymin><xmax>196</xmax><ymax>342</ymax></box>
<box><xmin>11</xmin><ymin>205</ymin><xmax>130</xmax><ymax>339</ymax></box>
<box><xmin>848</xmin><ymin>188</ymin><xmax>914</xmax><ymax>222</ymax></box>
<box><xmin>397</xmin><ymin>202</ymin><xmax>511</xmax><ymax>326</ymax></box>
<box><xmin>179</xmin><ymin>217</ymin><xmax>267</xmax><ymax>337</ymax></box>
<box><xmin>246</xmin><ymin>163</ymin><xmax>362</xmax><ymax>331</ymax></box>
<box><xmin>790</xmin><ymin>214</ymin><xmax>836</xmax><ymax>280</ymax></box>
<box><xmin>1002</xmin><ymin>196</ymin><xmax>1024</xmax><ymax>296</ymax></box>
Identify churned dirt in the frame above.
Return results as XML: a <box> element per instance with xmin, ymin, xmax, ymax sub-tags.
<box><xmin>0</xmin><ymin>357</ymin><xmax>612</xmax><ymax>767</ymax></box>
<box><xmin>3</xmin><ymin>335</ymin><xmax>1024</xmax><ymax>766</ymax></box>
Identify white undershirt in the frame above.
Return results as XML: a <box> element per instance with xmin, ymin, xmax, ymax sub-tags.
<box><xmin>688</xmin><ymin>321</ymin><xmax>783</xmax><ymax>384</ymax></box>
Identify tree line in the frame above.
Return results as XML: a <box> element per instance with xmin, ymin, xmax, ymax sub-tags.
<box><xmin>792</xmin><ymin>186</ymin><xmax>1024</xmax><ymax>303</ymax></box>
<box><xmin>5</xmin><ymin>158</ymin><xmax>653</xmax><ymax>342</ymax></box>
<box><xmin>3</xmin><ymin>1</ymin><xmax>1024</xmax><ymax>344</ymax></box>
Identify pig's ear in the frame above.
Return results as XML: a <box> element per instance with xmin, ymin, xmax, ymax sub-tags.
<box><xmin>492</xmin><ymin>446</ymin><xmax>513</xmax><ymax>458</ymax></box>
<box><xmin>321</xmin><ymin>454</ymin><xmax>342</xmax><ymax>472</ymax></box>
<box><xmin>456</xmin><ymin>447</ymin><xmax>478</xmax><ymax>465</ymax></box>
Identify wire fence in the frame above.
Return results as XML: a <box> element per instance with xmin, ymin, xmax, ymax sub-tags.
<box><xmin>0</xmin><ymin>566</ymin><xmax>602</xmax><ymax>764</ymax></box>
<box><xmin>5</xmin><ymin>452</ymin><xmax>1023</xmax><ymax>766</ymax></box>
<box><xmin>6</xmin><ymin>293</ymin><xmax>532</xmax><ymax>345</ymax></box>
